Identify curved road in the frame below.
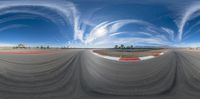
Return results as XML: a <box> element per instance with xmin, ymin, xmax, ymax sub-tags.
<box><xmin>0</xmin><ymin>49</ymin><xmax>199</xmax><ymax>99</ymax></box>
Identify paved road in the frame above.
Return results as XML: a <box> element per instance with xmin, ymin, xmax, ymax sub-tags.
<box><xmin>0</xmin><ymin>49</ymin><xmax>199</xmax><ymax>99</ymax></box>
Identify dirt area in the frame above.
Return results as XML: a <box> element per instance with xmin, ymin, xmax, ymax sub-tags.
<box><xmin>181</xmin><ymin>48</ymin><xmax>200</xmax><ymax>54</ymax></box>
<box><xmin>93</xmin><ymin>48</ymin><xmax>167</xmax><ymax>58</ymax></box>
<box><xmin>0</xmin><ymin>47</ymin><xmax>63</xmax><ymax>54</ymax></box>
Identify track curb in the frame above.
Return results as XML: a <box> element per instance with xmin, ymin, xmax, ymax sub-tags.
<box><xmin>91</xmin><ymin>50</ymin><xmax>165</xmax><ymax>62</ymax></box>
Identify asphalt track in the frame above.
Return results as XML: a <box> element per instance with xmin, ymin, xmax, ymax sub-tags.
<box><xmin>0</xmin><ymin>49</ymin><xmax>199</xmax><ymax>99</ymax></box>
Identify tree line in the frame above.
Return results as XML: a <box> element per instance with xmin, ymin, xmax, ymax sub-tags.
<box><xmin>114</xmin><ymin>44</ymin><xmax>134</xmax><ymax>49</ymax></box>
<box><xmin>36</xmin><ymin>45</ymin><xmax>50</xmax><ymax>49</ymax></box>
<box><xmin>12</xmin><ymin>44</ymin><xmax>73</xmax><ymax>49</ymax></box>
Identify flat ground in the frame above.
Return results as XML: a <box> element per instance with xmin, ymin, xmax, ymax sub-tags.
<box><xmin>0</xmin><ymin>49</ymin><xmax>199</xmax><ymax>99</ymax></box>
<box><xmin>0</xmin><ymin>47</ymin><xmax>61</xmax><ymax>52</ymax></box>
<box><xmin>93</xmin><ymin>48</ymin><xmax>167</xmax><ymax>57</ymax></box>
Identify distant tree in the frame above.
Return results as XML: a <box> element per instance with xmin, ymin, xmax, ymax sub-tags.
<box><xmin>40</xmin><ymin>45</ymin><xmax>43</xmax><ymax>49</ymax></box>
<box><xmin>114</xmin><ymin>45</ymin><xmax>118</xmax><ymax>49</ymax></box>
<box><xmin>126</xmin><ymin>46</ymin><xmax>130</xmax><ymax>49</ymax></box>
<box><xmin>120</xmin><ymin>44</ymin><xmax>125</xmax><ymax>49</ymax></box>
<box><xmin>17</xmin><ymin>44</ymin><xmax>26</xmax><ymax>49</ymax></box>
<box><xmin>47</xmin><ymin>45</ymin><xmax>50</xmax><ymax>49</ymax></box>
<box><xmin>61</xmin><ymin>46</ymin><xmax>66</xmax><ymax>49</ymax></box>
<box><xmin>130</xmin><ymin>45</ymin><xmax>134</xmax><ymax>49</ymax></box>
<box><xmin>13</xmin><ymin>47</ymin><xmax>16</xmax><ymax>49</ymax></box>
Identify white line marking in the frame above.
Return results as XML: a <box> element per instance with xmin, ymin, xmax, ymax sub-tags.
<box><xmin>90</xmin><ymin>50</ymin><xmax>165</xmax><ymax>61</ymax></box>
<box><xmin>160</xmin><ymin>52</ymin><xmax>164</xmax><ymax>55</ymax></box>
<box><xmin>139</xmin><ymin>56</ymin><xmax>155</xmax><ymax>60</ymax></box>
<box><xmin>90</xmin><ymin>50</ymin><xmax>120</xmax><ymax>61</ymax></box>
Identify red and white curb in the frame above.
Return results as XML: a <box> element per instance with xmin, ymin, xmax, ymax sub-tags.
<box><xmin>91</xmin><ymin>50</ymin><xmax>165</xmax><ymax>62</ymax></box>
<box><xmin>91</xmin><ymin>50</ymin><xmax>120</xmax><ymax>61</ymax></box>
<box><xmin>119</xmin><ymin>52</ymin><xmax>164</xmax><ymax>61</ymax></box>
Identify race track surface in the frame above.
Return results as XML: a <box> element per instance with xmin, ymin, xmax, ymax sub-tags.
<box><xmin>0</xmin><ymin>49</ymin><xmax>199</xmax><ymax>99</ymax></box>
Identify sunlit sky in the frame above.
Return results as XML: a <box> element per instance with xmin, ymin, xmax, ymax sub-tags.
<box><xmin>0</xmin><ymin>0</ymin><xmax>200</xmax><ymax>48</ymax></box>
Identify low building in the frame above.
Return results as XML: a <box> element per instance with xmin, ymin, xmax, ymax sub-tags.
<box><xmin>15</xmin><ymin>44</ymin><xmax>26</xmax><ymax>49</ymax></box>
<box><xmin>189</xmin><ymin>47</ymin><xmax>200</xmax><ymax>50</ymax></box>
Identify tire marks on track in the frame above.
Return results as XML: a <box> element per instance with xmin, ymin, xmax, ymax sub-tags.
<box><xmin>0</xmin><ymin>50</ymin><xmax>199</xmax><ymax>99</ymax></box>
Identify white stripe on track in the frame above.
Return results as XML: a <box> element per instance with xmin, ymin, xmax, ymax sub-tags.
<box><xmin>91</xmin><ymin>50</ymin><xmax>166</xmax><ymax>61</ymax></box>
<box><xmin>139</xmin><ymin>56</ymin><xmax>155</xmax><ymax>60</ymax></box>
<box><xmin>90</xmin><ymin>50</ymin><xmax>120</xmax><ymax>61</ymax></box>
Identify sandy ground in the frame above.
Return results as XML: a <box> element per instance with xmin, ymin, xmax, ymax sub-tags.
<box><xmin>178</xmin><ymin>48</ymin><xmax>200</xmax><ymax>54</ymax></box>
<box><xmin>0</xmin><ymin>47</ymin><xmax>69</xmax><ymax>54</ymax></box>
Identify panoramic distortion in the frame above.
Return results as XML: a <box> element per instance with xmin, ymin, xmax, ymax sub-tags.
<box><xmin>0</xmin><ymin>0</ymin><xmax>200</xmax><ymax>99</ymax></box>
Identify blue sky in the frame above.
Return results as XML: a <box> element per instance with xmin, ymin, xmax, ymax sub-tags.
<box><xmin>0</xmin><ymin>0</ymin><xmax>200</xmax><ymax>48</ymax></box>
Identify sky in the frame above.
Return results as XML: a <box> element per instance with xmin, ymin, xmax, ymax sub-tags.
<box><xmin>0</xmin><ymin>0</ymin><xmax>200</xmax><ymax>48</ymax></box>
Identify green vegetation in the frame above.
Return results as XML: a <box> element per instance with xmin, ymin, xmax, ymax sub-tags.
<box><xmin>13</xmin><ymin>44</ymin><xmax>27</xmax><ymax>49</ymax></box>
<box><xmin>61</xmin><ymin>46</ymin><xmax>70</xmax><ymax>49</ymax></box>
<box><xmin>114</xmin><ymin>44</ymin><xmax>134</xmax><ymax>49</ymax></box>
<box><xmin>12</xmin><ymin>44</ymin><xmax>52</xmax><ymax>49</ymax></box>
<box><xmin>38</xmin><ymin>45</ymin><xmax>51</xmax><ymax>49</ymax></box>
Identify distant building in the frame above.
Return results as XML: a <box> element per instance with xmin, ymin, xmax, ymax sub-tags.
<box><xmin>189</xmin><ymin>47</ymin><xmax>200</xmax><ymax>50</ymax></box>
<box><xmin>16</xmin><ymin>44</ymin><xmax>26</xmax><ymax>49</ymax></box>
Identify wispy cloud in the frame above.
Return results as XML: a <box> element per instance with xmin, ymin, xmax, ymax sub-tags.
<box><xmin>0</xmin><ymin>0</ymin><xmax>82</xmax><ymax>41</ymax></box>
<box><xmin>1</xmin><ymin>0</ymin><xmax>199</xmax><ymax>47</ymax></box>
<box><xmin>83</xmin><ymin>19</ymin><xmax>174</xmax><ymax>47</ymax></box>
<box><xmin>177</xmin><ymin>1</ymin><xmax>200</xmax><ymax>41</ymax></box>
<box><xmin>0</xmin><ymin>24</ymin><xmax>30</xmax><ymax>32</ymax></box>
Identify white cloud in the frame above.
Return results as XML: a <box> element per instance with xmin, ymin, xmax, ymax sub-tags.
<box><xmin>84</xmin><ymin>20</ymin><xmax>154</xmax><ymax>44</ymax></box>
<box><xmin>178</xmin><ymin>2</ymin><xmax>200</xmax><ymax>41</ymax></box>
<box><xmin>0</xmin><ymin>0</ymin><xmax>183</xmax><ymax>48</ymax></box>
<box><xmin>0</xmin><ymin>0</ymin><xmax>83</xmax><ymax>41</ymax></box>
<box><xmin>83</xmin><ymin>19</ymin><xmax>173</xmax><ymax>47</ymax></box>
<box><xmin>0</xmin><ymin>24</ymin><xmax>29</xmax><ymax>32</ymax></box>
<box><xmin>161</xmin><ymin>27</ymin><xmax>175</xmax><ymax>40</ymax></box>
